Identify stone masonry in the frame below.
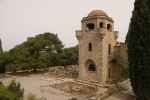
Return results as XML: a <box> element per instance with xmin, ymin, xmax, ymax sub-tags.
<box><xmin>76</xmin><ymin>10</ymin><xmax>128</xmax><ymax>83</ymax></box>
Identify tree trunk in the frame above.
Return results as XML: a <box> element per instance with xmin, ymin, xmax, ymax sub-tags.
<box><xmin>33</xmin><ymin>66</ymin><xmax>37</xmax><ymax>73</ymax></box>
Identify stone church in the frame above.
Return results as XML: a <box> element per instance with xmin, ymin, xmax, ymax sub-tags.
<box><xmin>76</xmin><ymin>10</ymin><xmax>128</xmax><ymax>83</ymax></box>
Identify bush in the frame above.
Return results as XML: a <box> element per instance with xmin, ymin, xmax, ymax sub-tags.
<box><xmin>27</xmin><ymin>93</ymin><xmax>47</xmax><ymax>100</ymax></box>
<box><xmin>7</xmin><ymin>79</ymin><xmax>24</xmax><ymax>100</ymax></box>
<box><xmin>5</xmin><ymin>64</ymin><xmax>18</xmax><ymax>73</ymax></box>
<box><xmin>0</xmin><ymin>81</ymin><xmax>2</xmax><ymax>85</ymax></box>
<box><xmin>0</xmin><ymin>84</ymin><xmax>16</xmax><ymax>100</ymax></box>
<box><xmin>27</xmin><ymin>93</ymin><xmax>37</xmax><ymax>100</ymax></box>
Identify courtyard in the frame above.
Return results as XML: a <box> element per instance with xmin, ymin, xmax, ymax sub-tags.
<box><xmin>0</xmin><ymin>71</ymin><xmax>135</xmax><ymax>100</ymax></box>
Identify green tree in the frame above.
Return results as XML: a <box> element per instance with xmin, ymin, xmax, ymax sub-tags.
<box><xmin>5</xmin><ymin>32</ymin><xmax>64</xmax><ymax>72</ymax></box>
<box><xmin>4</xmin><ymin>44</ymin><xmax>29</xmax><ymax>72</ymax></box>
<box><xmin>24</xmin><ymin>32</ymin><xmax>64</xmax><ymax>72</ymax></box>
<box><xmin>60</xmin><ymin>45</ymin><xmax>78</xmax><ymax>66</ymax></box>
<box><xmin>5</xmin><ymin>32</ymin><xmax>79</xmax><ymax>72</ymax></box>
<box><xmin>0</xmin><ymin>39</ymin><xmax>5</xmax><ymax>74</ymax></box>
<box><xmin>126</xmin><ymin>0</ymin><xmax>150</xmax><ymax>99</ymax></box>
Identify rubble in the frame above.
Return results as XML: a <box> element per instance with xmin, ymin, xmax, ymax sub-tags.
<box><xmin>0</xmin><ymin>74</ymin><xmax>12</xmax><ymax>79</ymax></box>
<box><xmin>116</xmin><ymin>79</ymin><xmax>134</xmax><ymax>95</ymax></box>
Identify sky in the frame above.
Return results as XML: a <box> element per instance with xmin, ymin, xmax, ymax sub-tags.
<box><xmin>0</xmin><ymin>0</ymin><xmax>135</xmax><ymax>51</ymax></box>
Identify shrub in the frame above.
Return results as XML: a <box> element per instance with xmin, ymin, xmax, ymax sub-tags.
<box><xmin>27</xmin><ymin>93</ymin><xmax>47</xmax><ymax>100</ymax></box>
<box><xmin>7</xmin><ymin>79</ymin><xmax>24</xmax><ymax>100</ymax></box>
<box><xmin>0</xmin><ymin>84</ymin><xmax>16</xmax><ymax>100</ymax></box>
<box><xmin>27</xmin><ymin>93</ymin><xmax>37</xmax><ymax>100</ymax></box>
<box><xmin>0</xmin><ymin>81</ymin><xmax>2</xmax><ymax>85</ymax></box>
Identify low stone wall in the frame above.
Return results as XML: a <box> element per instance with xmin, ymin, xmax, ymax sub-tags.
<box><xmin>49</xmin><ymin>65</ymin><xmax>79</xmax><ymax>78</ymax></box>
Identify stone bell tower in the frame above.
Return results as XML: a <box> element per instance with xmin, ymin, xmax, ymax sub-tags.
<box><xmin>76</xmin><ymin>10</ymin><xmax>118</xmax><ymax>82</ymax></box>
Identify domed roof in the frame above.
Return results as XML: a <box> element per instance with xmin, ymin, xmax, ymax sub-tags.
<box><xmin>87</xmin><ymin>10</ymin><xmax>108</xmax><ymax>17</ymax></box>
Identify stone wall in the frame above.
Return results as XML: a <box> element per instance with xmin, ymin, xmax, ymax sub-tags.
<box><xmin>76</xmin><ymin>10</ymin><xmax>128</xmax><ymax>83</ymax></box>
<box><xmin>49</xmin><ymin>65</ymin><xmax>79</xmax><ymax>78</ymax></box>
<box><xmin>113</xmin><ymin>43</ymin><xmax>128</xmax><ymax>67</ymax></box>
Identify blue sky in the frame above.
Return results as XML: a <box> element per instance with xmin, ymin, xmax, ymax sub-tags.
<box><xmin>0</xmin><ymin>0</ymin><xmax>134</xmax><ymax>51</ymax></box>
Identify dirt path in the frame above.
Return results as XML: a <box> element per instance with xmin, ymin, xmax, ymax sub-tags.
<box><xmin>0</xmin><ymin>74</ymin><xmax>72</xmax><ymax>100</ymax></box>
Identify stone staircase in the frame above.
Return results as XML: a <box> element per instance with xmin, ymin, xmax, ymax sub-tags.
<box><xmin>109</xmin><ymin>55</ymin><xmax>128</xmax><ymax>68</ymax></box>
<box><xmin>74</xmin><ymin>79</ymin><xmax>111</xmax><ymax>88</ymax></box>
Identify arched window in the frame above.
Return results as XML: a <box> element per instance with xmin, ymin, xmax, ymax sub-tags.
<box><xmin>88</xmin><ymin>63</ymin><xmax>96</xmax><ymax>71</ymax></box>
<box><xmin>107</xmin><ymin>24</ymin><xmax>112</xmax><ymax>31</ymax></box>
<box><xmin>86</xmin><ymin>23</ymin><xmax>95</xmax><ymax>30</ymax></box>
<box><xmin>100</xmin><ymin>22</ymin><xmax>103</xmax><ymax>28</ymax></box>
<box><xmin>89</xmin><ymin>43</ymin><xmax>92</xmax><ymax>51</ymax></box>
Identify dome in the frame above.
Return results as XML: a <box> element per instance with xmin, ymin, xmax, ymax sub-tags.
<box><xmin>87</xmin><ymin>10</ymin><xmax>108</xmax><ymax>17</ymax></box>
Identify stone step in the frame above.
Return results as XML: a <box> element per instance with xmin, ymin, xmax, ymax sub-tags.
<box><xmin>74</xmin><ymin>79</ymin><xmax>106</xmax><ymax>88</ymax></box>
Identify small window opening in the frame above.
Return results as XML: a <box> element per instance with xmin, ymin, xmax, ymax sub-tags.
<box><xmin>100</xmin><ymin>22</ymin><xmax>103</xmax><ymax>28</ymax></box>
<box><xmin>89</xmin><ymin>43</ymin><xmax>92</xmax><ymax>51</ymax></box>
<box><xmin>86</xmin><ymin>23</ymin><xmax>94</xmax><ymax>30</ymax></box>
<box><xmin>108</xmin><ymin>68</ymin><xmax>111</xmax><ymax>78</ymax></box>
<box><xmin>88</xmin><ymin>63</ymin><xmax>96</xmax><ymax>71</ymax></box>
<box><xmin>108</xmin><ymin>44</ymin><xmax>111</xmax><ymax>55</ymax></box>
<box><xmin>107</xmin><ymin>24</ymin><xmax>112</xmax><ymax>31</ymax></box>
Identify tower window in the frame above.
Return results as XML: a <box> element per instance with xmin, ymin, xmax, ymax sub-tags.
<box><xmin>108</xmin><ymin>68</ymin><xmax>111</xmax><ymax>78</ymax></box>
<box><xmin>108</xmin><ymin>44</ymin><xmax>111</xmax><ymax>55</ymax></box>
<box><xmin>100</xmin><ymin>22</ymin><xmax>103</xmax><ymax>28</ymax></box>
<box><xmin>107</xmin><ymin>24</ymin><xmax>112</xmax><ymax>31</ymax></box>
<box><xmin>89</xmin><ymin>43</ymin><xmax>92</xmax><ymax>51</ymax></box>
<box><xmin>88</xmin><ymin>63</ymin><xmax>96</xmax><ymax>71</ymax></box>
<box><xmin>86</xmin><ymin>23</ymin><xmax>94</xmax><ymax>30</ymax></box>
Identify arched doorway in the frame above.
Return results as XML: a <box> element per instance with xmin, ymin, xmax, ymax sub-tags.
<box><xmin>84</xmin><ymin>59</ymin><xmax>97</xmax><ymax>81</ymax></box>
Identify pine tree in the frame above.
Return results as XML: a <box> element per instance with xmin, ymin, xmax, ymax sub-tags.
<box><xmin>0</xmin><ymin>39</ymin><xmax>5</xmax><ymax>74</ymax></box>
<box><xmin>126</xmin><ymin>0</ymin><xmax>150</xmax><ymax>99</ymax></box>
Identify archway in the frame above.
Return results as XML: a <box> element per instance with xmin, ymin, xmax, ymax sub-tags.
<box><xmin>107</xmin><ymin>24</ymin><xmax>112</xmax><ymax>31</ymax></box>
<box><xmin>86</xmin><ymin>23</ymin><xmax>95</xmax><ymax>30</ymax></box>
<box><xmin>84</xmin><ymin>59</ymin><xmax>97</xmax><ymax>81</ymax></box>
<box><xmin>100</xmin><ymin>22</ymin><xmax>103</xmax><ymax>28</ymax></box>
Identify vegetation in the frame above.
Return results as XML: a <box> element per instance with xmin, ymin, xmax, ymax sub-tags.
<box><xmin>27</xmin><ymin>93</ymin><xmax>37</xmax><ymax>100</ymax></box>
<box><xmin>0</xmin><ymin>39</ymin><xmax>5</xmax><ymax>74</ymax></box>
<box><xmin>120</xmin><ymin>67</ymin><xmax>129</xmax><ymax>80</ymax></box>
<box><xmin>0</xmin><ymin>84</ymin><xmax>16</xmax><ymax>100</ymax></box>
<box><xmin>4</xmin><ymin>32</ymin><xmax>78</xmax><ymax>72</ymax></box>
<box><xmin>0</xmin><ymin>80</ymin><xmax>24</xmax><ymax>100</ymax></box>
<box><xmin>126</xmin><ymin>0</ymin><xmax>150</xmax><ymax>99</ymax></box>
<box><xmin>60</xmin><ymin>45</ymin><xmax>78</xmax><ymax>66</ymax></box>
<box><xmin>27</xmin><ymin>93</ymin><xmax>46</xmax><ymax>100</ymax></box>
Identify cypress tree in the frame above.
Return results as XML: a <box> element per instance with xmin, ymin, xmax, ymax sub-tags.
<box><xmin>126</xmin><ymin>0</ymin><xmax>150</xmax><ymax>99</ymax></box>
<box><xmin>0</xmin><ymin>39</ymin><xmax>5</xmax><ymax>74</ymax></box>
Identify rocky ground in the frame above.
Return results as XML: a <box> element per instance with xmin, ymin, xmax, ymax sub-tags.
<box><xmin>0</xmin><ymin>73</ymin><xmax>135</xmax><ymax>100</ymax></box>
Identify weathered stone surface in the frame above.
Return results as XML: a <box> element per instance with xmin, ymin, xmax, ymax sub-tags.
<box><xmin>76</xmin><ymin>10</ymin><xmax>128</xmax><ymax>83</ymax></box>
